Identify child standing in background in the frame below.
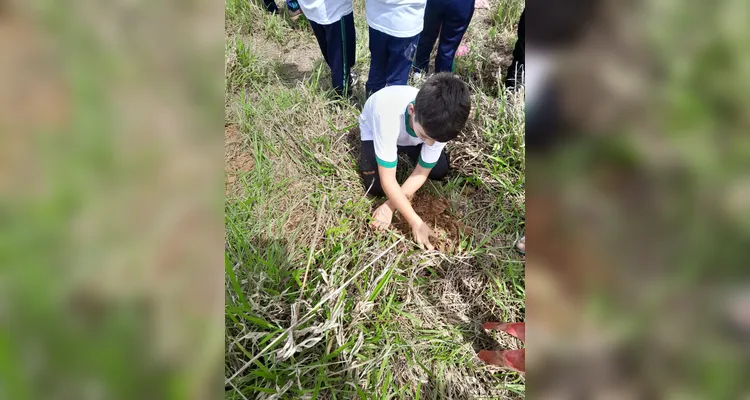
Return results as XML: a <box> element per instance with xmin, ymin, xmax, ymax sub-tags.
<box><xmin>413</xmin><ymin>0</ymin><xmax>475</xmax><ymax>77</ymax></box>
<box><xmin>365</xmin><ymin>0</ymin><xmax>427</xmax><ymax>97</ymax></box>
<box><xmin>297</xmin><ymin>0</ymin><xmax>356</xmax><ymax>97</ymax></box>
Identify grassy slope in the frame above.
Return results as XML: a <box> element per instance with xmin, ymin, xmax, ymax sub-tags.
<box><xmin>225</xmin><ymin>0</ymin><xmax>525</xmax><ymax>398</ymax></box>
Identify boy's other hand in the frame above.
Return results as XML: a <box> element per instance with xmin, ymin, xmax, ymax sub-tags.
<box><xmin>412</xmin><ymin>220</ymin><xmax>435</xmax><ymax>251</ymax></box>
<box><xmin>371</xmin><ymin>202</ymin><xmax>394</xmax><ymax>230</ymax></box>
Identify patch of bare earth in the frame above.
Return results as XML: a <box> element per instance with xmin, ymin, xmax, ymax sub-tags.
<box><xmin>246</xmin><ymin>26</ymin><xmax>324</xmax><ymax>87</ymax></box>
<box><xmin>225</xmin><ymin>124</ymin><xmax>253</xmax><ymax>196</ymax></box>
<box><xmin>393</xmin><ymin>193</ymin><xmax>471</xmax><ymax>253</ymax></box>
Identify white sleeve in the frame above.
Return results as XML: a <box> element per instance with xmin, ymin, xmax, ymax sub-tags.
<box><xmin>418</xmin><ymin>141</ymin><xmax>445</xmax><ymax>169</ymax></box>
<box><xmin>372</xmin><ymin>112</ymin><xmax>399</xmax><ymax>169</ymax></box>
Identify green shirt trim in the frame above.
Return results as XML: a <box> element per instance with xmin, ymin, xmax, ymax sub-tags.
<box><xmin>404</xmin><ymin>102</ymin><xmax>417</xmax><ymax>138</ymax></box>
<box><xmin>341</xmin><ymin>16</ymin><xmax>349</xmax><ymax>96</ymax></box>
<box><xmin>418</xmin><ymin>156</ymin><xmax>437</xmax><ymax>169</ymax></box>
<box><xmin>376</xmin><ymin>155</ymin><xmax>397</xmax><ymax>168</ymax></box>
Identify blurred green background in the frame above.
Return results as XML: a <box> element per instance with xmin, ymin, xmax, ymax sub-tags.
<box><xmin>0</xmin><ymin>1</ymin><xmax>224</xmax><ymax>399</ymax></box>
<box><xmin>526</xmin><ymin>0</ymin><xmax>750</xmax><ymax>398</ymax></box>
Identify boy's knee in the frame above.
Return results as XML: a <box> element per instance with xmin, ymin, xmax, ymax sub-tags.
<box><xmin>428</xmin><ymin>166</ymin><xmax>450</xmax><ymax>181</ymax></box>
<box><xmin>366</xmin><ymin>181</ymin><xmax>385</xmax><ymax>196</ymax></box>
<box><xmin>428</xmin><ymin>154</ymin><xmax>451</xmax><ymax>180</ymax></box>
<box><xmin>362</xmin><ymin>171</ymin><xmax>385</xmax><ymax>196</ymax></box>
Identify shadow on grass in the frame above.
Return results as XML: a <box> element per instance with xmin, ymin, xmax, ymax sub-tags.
<box><xmin>276</xmin><ymin>58</ymin><xmax>369</xmax><ymax>110</ymax></box>
<box><xmin>275</xmin><ymin>61</ymin><xmax>315</xmax><ymax>87</ymax></box>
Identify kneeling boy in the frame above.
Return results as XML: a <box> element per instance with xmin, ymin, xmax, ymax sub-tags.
<box><xmin>358</xmin><ymin>72</ymin><xmax>471</xmax><ymax>250</ymax></box>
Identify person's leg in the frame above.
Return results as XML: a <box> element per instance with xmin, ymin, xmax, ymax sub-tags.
<box><xmin>428</xmin><ymin>150</ymin><xmax>451</xmax><ymax>181</ymax></box>
<box><xmin>414</xmin><ymin>0</ymin><xmax>443</xmax><ymax>74</ymax></box>
<box><xmin>366</xmin><ymin>27</ymin><xmax>389</xmax><ymax>97</ymax></box>
<box><xmin>343</xmin><ymin>13</ymin><xmax>357</xmax><ymax>93</ymax></box>
<box><xmin>504</xmin><ymin>8</ymin><xmax>525</xmax><ymax>88</ymax></box>
<box><xmin>360</xmin><ymin>141</ymin><xmax>385</xmax><ymax>196</ymax></box>
<box><xmin>309</xmin><ymin>20</ymin><xmax>331</xmax><ymax>67</ymax></box>
<box><xmin>324</xmin><ymin>13</ymin><xmax>356</xmax><ymax>97</ymax></box>
<box><xmin>427</xmin><ymin>150</ymin><xmax>450</xmax><ymax>180</ymax></box>
<box><xmin>384</xmin><ymin>33</ymin><xmax>419</xmax><ymax>86</ymax></box>
<box><xmin>400</xmin><ymin>144</ymin><xmax>450</xmax><ymax>180</ymax></box>
<box><xmin>434</xmin><ymin>0</ymin><xmax>474</xmax><ymax>73</ymax></box>
<box><xmin>262</xmin><ymin>0</ymin><xmax>278</xmax><ymax>13</ymax></box>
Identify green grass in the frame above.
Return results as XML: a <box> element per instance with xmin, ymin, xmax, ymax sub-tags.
<box><xmin>225</xmin><ymin>0</ymin><xmax>525</xmax><ymax>398</ymax></box>
<box><xmin>491</xmin><ymin>0</ymin><xmax>524</xmax><ymax>33</ymax></box>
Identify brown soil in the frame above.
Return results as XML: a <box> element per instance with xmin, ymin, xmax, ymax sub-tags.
<box><xmin>392</xmin><ymin>193</ymin><xmax>471</xmax><ymax>253</ymax></box>
<box><xmin>225</xmin><ymin>124</ymin><xmax>254</xmax><ymax>195</ymax></box>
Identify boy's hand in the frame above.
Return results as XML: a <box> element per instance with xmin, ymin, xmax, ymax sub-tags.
<box><xmin>411</xmin><ymin>220</ymin><xmax>435</xmax><ymax>251</ymax></box>
<box><xmin>371</xmin><ymin>202</ymin><xmax>394</xmax><ymax>230</ymax></box>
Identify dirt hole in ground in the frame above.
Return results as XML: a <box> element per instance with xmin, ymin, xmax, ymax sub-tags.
<box><xmin>225</xmin><ymin>124</ymin><xmax>254</xmax><ymax>195</ymax></box>
<box><xmin>392</xmin><ymin>193</ymin><xmax>471</xmax><ymax>253</ymax></box>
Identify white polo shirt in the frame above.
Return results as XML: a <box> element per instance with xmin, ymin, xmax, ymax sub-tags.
<box><xmin>366</xmin><ymin>0</ymin><xmax>426</xmax><ymax>38</ymax></box>
<box><xmin>359</xmin><ymin>85</ymin><xmax>446</xmax><ymax>169</ymax></box>
<box><xmin>298</xmin><ymin>0</ymin><xmax>353</xmax><ymax>25</ymax></box>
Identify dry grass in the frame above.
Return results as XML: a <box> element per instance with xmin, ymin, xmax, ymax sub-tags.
<box><xmin>225</xmin><ymin>0</ymin><xmax>525</xmax><ymax>398</ymax></box>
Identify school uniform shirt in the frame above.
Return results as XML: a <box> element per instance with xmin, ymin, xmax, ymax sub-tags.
<box><xmin>365</xmin><ymin>0</ymin><xmax>427</xmax><ymax>38</ymax></box>
<box><xmin>359</xmin><ymin>85</ymin><xmax>446</xmax><ymax>169</ymax></box>
<box><xmin>298</xmin><ymin>0</ymin><xmax>353</xmax><ymax>25</ymax></box>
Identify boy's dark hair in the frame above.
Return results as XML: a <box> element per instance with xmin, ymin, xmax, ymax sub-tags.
<box><xmin>414</xmin><ymin>73</ymin><xmax>471</xmax><ymax>142</ymax></box>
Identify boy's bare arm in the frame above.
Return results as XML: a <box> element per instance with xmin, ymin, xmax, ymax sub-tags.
<box><xmin>385</xmin><ymin>165</ymin><xmax>430</xmax><ymax>207</ymax></box>
<box><xmin>377</xmin><ymin>165</ymin><xmax>435</xmax><ymax>250</ymax></box>
<box><xmin>378</xmin><ymin>165</ymin><xmax>421</xmax><ymax>225</ymax></box>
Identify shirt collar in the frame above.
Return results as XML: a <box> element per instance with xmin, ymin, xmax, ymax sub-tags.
<box><xmin>404</xmin><ymin>101</ymin><xmax>417</xmax><ymax>138</ymax></box>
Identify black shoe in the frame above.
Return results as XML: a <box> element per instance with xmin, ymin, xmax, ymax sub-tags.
<box><xmin>264</xmin><ymin>0</ymin><xmax>279</xmax><ymax>14</ymax></box>
<box><xmin>287</xmin><ymin>1</ymin><xmax>302</xmax><ymax>19</ymax></box>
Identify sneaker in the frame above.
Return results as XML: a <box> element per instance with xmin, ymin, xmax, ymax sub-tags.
<box><xmin>287</xmin><ymin>1</ymin><xmax>302</xmax><ymax>20</ymax></box>
<box><xmin>265</xmin><ymin>3</ymin><xmax>279</xmax><ymax>14</ymax></box>
<box><xmin>412</xmin><ymin>71</ymin><xmax>427</xmax><ymax>85</ymax></box>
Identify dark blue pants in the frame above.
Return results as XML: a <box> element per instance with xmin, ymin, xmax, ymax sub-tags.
<box><xmin>262</xmin><ymin>0</ymin><xmax>298</xmax><ymax>13</ymax></box>
<box><xmin>366</xmin><ymin>28</ymin><xmax>420</xmax><ymax>96</ymax></box>
<box><xmin>309</xmin><ymin>13</ymin><xmax>356</xmax><ymax>96</ymax></box>
<box><xmin>414</xmin><ymin>0</ymin><xmax>474</xmax><ymax>74</ymax></box>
